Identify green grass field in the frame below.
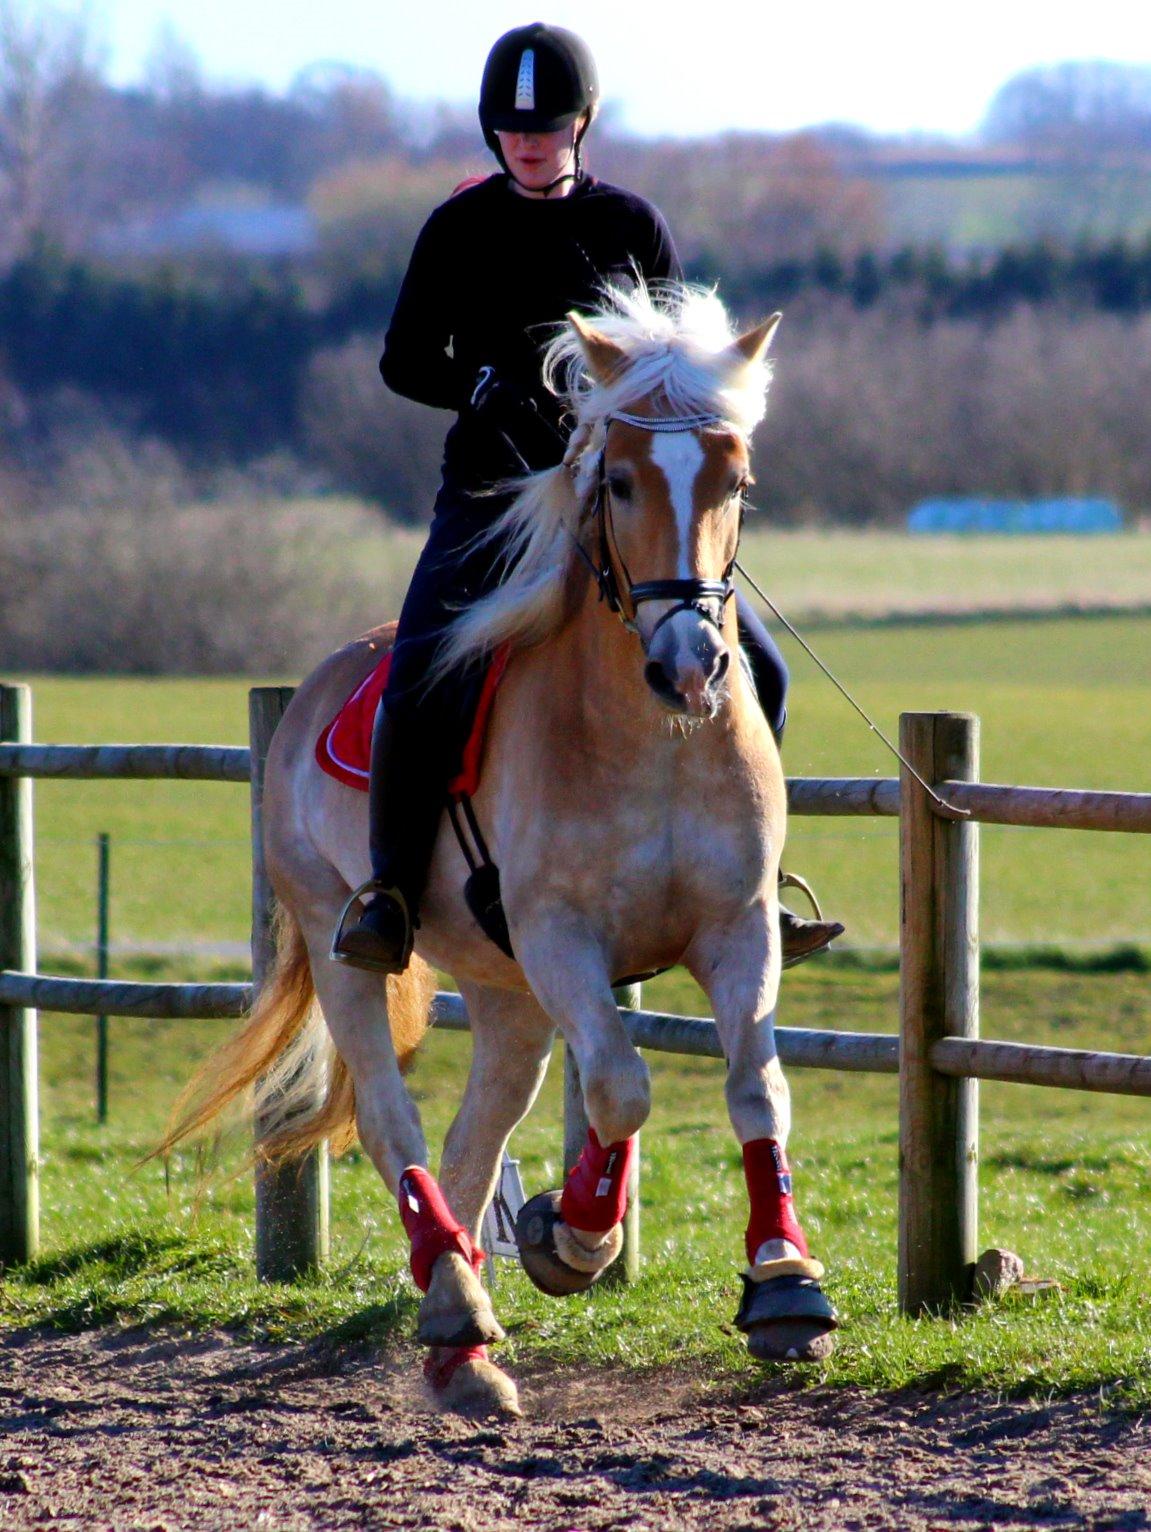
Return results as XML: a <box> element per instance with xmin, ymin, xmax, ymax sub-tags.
<box><xmin>4</xmin><ymin>584</ymin><xmax>1151</xmax><ymax>1401</ymax></box>
<box><xmin>880</xmin><ymin>166</ymin><xmax>1151</xmax><ymax>248</ymax></box>
<box><xmin>343</xmin><ymin>521</ymin><xmax>1151</xmax><ymax>623</ymax></box>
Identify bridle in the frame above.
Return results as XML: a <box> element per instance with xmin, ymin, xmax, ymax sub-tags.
<box><xmin>583</xmin><ymin>409</ymin><xmax>745</xmax><ymax>639</ymax></box>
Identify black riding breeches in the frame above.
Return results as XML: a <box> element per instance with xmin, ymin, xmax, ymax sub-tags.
<box><xmin>368</xmin><ymin>487</ymin><xmax>791</xmax><ymax>910</ymax></box>
<box><xmin>368</xmin><ymin>490</ymin><xmax>509</xmax><ymax>903</ymax></box>
<box><xmin>734</xmin><ymin>592</ymin><xmax>789</xmax><ymax>741</ymax></box>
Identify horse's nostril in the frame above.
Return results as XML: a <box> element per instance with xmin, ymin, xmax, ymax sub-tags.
<box><xmin>713</xmin><ymin>649</ymin><xmax>730</xmax><ymax>683</ymax></box>
<box><xmin>645</xmin><ymin>659</ymin><xmax>667</xmax><ymax>691</ymax></box>
<box><xmin>644</xmin><ymin>660</ymin><xmax>679</xmax><ymax>703</ymax></box>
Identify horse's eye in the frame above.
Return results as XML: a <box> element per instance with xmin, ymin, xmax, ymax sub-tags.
<box><xmin>608</xmin><ymin>474</ymin><xmax>632</xmax><ymax>502</ymax></box>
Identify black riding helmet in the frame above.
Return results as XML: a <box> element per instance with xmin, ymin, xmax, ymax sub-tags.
<box><xmin>479</xmin><ymin>23</ymin><xmax>599</xmax><ymax>185</ymax></box>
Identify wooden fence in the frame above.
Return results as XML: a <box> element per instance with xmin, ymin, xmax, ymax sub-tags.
<box><xmin>2</xmin><ymin>682</ymin><xmax>1149</xmax><ymax>1313</ymax></box>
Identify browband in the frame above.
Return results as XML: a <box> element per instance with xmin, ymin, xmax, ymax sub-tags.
<box><xmin>605</xmin><ymin>410</ymin><xmax>727</xmax><ymax>433</ymax></box>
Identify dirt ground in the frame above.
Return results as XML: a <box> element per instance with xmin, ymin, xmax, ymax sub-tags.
<box><xmin>1</xmin><ymin>1327</ymin><xmax>1148</xmax><ymax>1531</ymax></box>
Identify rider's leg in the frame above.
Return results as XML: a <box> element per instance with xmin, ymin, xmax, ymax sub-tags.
<box><xmin>735</xmin><ymin>593</ymin><xmax>844</xmax><ymax>968</ymax></box>
<box><xmin>331</xmin><ymin>692</ymin><xmax>462</xmax><ymax>972</ymax></box>
<box><xmin>333</xmin><ymin>496</ymin><xmax>503</xmax><ymax>973</ymax></box>
<box><xmin>735</xmin><ymin>591</ymin><xmax>789</xmax><ymax>740</ymax></box>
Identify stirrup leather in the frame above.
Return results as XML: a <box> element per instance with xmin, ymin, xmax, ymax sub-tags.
<box><xmin>330</xmin><ymin>877</ymin><xmax>413</xmax><ymax>969</ymax></box>
<box><xmin>779</xmin><ymin>869</ymin><xmax>824</xmax><ymax>921</ymax></box>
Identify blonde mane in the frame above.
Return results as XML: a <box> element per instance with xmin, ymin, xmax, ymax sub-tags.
<box><xmin>435</xmin><ymin>280</ymin><xmax>773</xmax><ymax>676</ymax></box>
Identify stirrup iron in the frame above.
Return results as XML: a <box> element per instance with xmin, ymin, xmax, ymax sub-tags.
<box><xmin>330</xmin><ymin>877</ymin><xmax>413</xmax><ymax>971</ymax></box>
<box><xmin>779</xmin><ymin>869</ymin><xmax>824</xmax><ymax>921</ymax></box>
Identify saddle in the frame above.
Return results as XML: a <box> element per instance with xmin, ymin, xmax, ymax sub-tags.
<box><xmin>315</xmin><ymin>645</ymin><xmax>516</xmax><ymax>958</ymax></box>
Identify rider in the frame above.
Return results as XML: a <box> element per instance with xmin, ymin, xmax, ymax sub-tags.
<box><xmin>333</xmin><ymin>22</ymin><xmax>843</xmax><ymax>974</ymax></box>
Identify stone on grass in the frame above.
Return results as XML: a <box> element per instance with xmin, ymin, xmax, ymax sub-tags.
<box><xmin>973</xmin><ymin>1247</ymin><xmax>1025</xmax><ymax>1300</ymax></box>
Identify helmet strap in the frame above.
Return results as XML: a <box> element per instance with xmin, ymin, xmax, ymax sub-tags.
<box><xmin>506</xmin><ymin>167</ymin><xmax>581</xmax><ymax>197</ymax></box>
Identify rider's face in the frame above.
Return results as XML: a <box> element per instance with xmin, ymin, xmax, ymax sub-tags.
<box><xmin>496</xmin><ymin>121</ymin><xmax>581</xmax><ymax>196</ymax></box>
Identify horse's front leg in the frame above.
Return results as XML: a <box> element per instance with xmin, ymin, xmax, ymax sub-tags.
<box><xmin>689</xmin><ymin>903</ymin><xmax>839</xmax><ymax>1362</ymax></box>
<box><xmin>514</xmin><ymin>922</ymin><xmax>651</xmax><ymax>1295</ymax></box>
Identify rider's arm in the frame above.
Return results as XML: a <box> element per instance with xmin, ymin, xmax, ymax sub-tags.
<box><xmin>645</xmin><ymin>205</ymin><xmax>684</xmax><ymax>287</ymax></box>
<box><xmin>379</xmin><ymin>212</ymin><xmax>467</xmax><ymax>411</ymax></box>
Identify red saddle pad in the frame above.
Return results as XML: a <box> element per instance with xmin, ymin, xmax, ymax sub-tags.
<box><xmin>315</xmin><ymin>645</ymin><xmax>510</xmax><ymax>799</ymax></box>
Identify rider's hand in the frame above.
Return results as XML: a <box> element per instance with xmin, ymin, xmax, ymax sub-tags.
<box><xmin>468</xmin><ymin>367</ymin><xmax>543</xmax><ymax>419</ymax></box>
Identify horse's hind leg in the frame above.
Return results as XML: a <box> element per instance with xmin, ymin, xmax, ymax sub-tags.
<box><xmin>303</xmin><ymin>929</ymin><xmax>427</xmax><ymax>1180</ymax></box>
<box><xmin>437</xmin><ymin>981</ymin><xmax>554</xmax><ymax>1237</ymax></box>
<box><xmin>418</xmin><ymin>982</ymin><xmax>553</xmax><ymax>1345</ymax></box>
<box><xmin>689</xmin><ymin>908</ymin><xmax>838</xmax><ymax>1362</ymax></box>
<box><xmin>298</xmin><ymin>917</ymin><xmax>504</xmax><ymax>1354</ymax></box>
<box><xmin>422</xmin><ymin>982</ymin><xmax>555</xmax><ymax>1418</ymax></box>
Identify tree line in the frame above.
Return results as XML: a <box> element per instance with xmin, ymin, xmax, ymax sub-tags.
<box><xmin>3</xmin><ymin>4</ymin><xmax>1151</xmax><ymax>530</ymax></box>
<box><xmin>3</xmin><ymin>237</ymin><xmax>1151</xmax><ymax>490</ymax></box>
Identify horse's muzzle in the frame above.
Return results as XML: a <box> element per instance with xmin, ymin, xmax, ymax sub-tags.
<box><xmin>644</xmin><ymin>624</ymin><xmax>730</xmax><ymax>718</ymax></box>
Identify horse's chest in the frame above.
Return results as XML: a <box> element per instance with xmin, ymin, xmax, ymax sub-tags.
<box><xmin>496</xmin><ymin>764</ymin><xmax>773</xmax><ymax>919</ymax></box>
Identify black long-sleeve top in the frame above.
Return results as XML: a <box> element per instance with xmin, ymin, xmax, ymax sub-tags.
<box><xmin>380</xmin><ymin>173</ymin><xmax>681</xmax><ymax>496</ymax></box>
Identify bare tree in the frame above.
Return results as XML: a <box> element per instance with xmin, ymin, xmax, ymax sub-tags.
<box><xmin>0</xmin><ymin>0</ymin><xmax>107</xmax><ymax>263</ymax></box>
<box><xmin>301</xmin><ymin>334</ymin><xmax>447</xmax><ymax>523</ymax></box>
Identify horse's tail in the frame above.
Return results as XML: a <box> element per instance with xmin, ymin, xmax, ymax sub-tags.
<box><xmin>152</xmin><ymin>900</ymin><xmax>434</xmax><ymax>1167</ymax></box>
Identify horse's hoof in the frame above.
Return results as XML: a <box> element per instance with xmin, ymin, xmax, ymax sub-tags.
<box><xmin>735</xmin><ymin>1272</ymin><xmax>838</xmax><ymax>1364</ymax></box>
<box><xmin>417</xmin><ymin>1251</ymin><xmax>505</xmax><ymax>1348</ymax></box>
<box><xmin>746</xmin><ymin>1321</ymin><xmax>838</xmax><ymax>1363</ymax></box>
<box><xmin>516</xmin><ymin>1190</ymin><xmax>617</xmax><ymax>1297</ymax></box>
<box><xmin>426</xmin><ymin>1347</ymin><xmax>523</xmax><ymax>1418</ymax></box>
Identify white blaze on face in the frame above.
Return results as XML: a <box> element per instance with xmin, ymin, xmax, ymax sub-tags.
<box><xmin>642</xmin><ymin>428</ymin><xmax>727</xmax><ymax>713</ymax></box>
<box><xmin>648</xmin><ymin>430</ymin><xmax>705</xmax><ymax>577</ymax></box>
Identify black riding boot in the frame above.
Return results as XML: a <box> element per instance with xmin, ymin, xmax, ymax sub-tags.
<box><xmin>330</xmin><ymin>701</ymin><xmax>445</xmax><ymax>974</ymax></box>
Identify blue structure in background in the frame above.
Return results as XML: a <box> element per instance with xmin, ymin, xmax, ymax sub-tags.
<box><xmin>908</xmin><ymin>498</ymin><xmax>1123</xmax><ymax>535</ymax></box>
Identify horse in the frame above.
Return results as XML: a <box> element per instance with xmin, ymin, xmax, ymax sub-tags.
<box><xmin>161</xmin><ymin>282</ymin><xmax>838</xmax><ymax>1417</ymax></box>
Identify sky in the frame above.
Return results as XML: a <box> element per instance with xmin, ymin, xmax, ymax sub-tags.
<box><xmin>101</xmin><ymin>0</ymin><xmax>1151</xmax><ymax>139</ymax></box>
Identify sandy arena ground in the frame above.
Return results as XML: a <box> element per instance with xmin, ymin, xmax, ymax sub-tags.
<box><xmin>1</xmin><ymin>1326</ymin><xmax>1148</xmax><ymax>1530</ymax></box>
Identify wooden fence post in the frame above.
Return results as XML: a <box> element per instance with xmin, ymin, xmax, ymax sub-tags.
<box><xmin>0</xmin><ymin>684</ymin><xmax>39</xmax><ymax>1266</ymax></box>
<box><xmin>898</xmin><ymin>711</ymin><xmax>980</xmax><ymax>1313</ymax></box>
<box><xmin>250</xmin><ymin>687</ymin><xmax>329</xmax><ymax>1281</ymax></box>
<box><xmin>562</xmin><ymin>980</ymin><xmax>642</xmax><ymax>1284</ymax></box>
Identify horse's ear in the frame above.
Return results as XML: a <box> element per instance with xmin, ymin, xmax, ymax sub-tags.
<box><xmin>726</xmin><ymin>313</ymin><xmax>782</xmax><ymax>371</ymax></box>
<box><xmin>568</xmin><ymin>311</ymin><xmax>627</xmax><ymax>384</ymax></box>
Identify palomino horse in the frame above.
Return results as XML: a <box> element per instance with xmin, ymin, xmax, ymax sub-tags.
<box><xmin>163</xmin><ymin>283</ymin><xmax>837</xmax><ymax>1416</ymax></box>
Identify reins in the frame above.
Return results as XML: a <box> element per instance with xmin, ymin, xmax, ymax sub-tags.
<box><xmin>732</xmin><ymin>557</ymin><xmax>968</xmax><ymax>820</ymax></box>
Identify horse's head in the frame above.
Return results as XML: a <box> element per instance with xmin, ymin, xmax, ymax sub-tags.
<box><xmin>570</xmin><ymin>309</ymin><xmax>780</xmax><ymax>719</ymax></box>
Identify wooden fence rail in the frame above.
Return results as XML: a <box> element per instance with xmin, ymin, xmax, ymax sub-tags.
<box><xmin>7</xmin><ymin>976</ymin><xmax>1148</xmax><ymax>1095</ymax></box>
<box><xmin>1</xmin><ymin>681</ymin><xmax>1149</xmax><ymax>1314</ymax></box>
<box><xmin>0</xmin><ymin>973</ymin><xmax>249</xmax><ymax>1019</ymax></box>
<box><xmin>0</xmin><ymin>743</ymin><xmax>250</xmax><ymax>782</ymax></box>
